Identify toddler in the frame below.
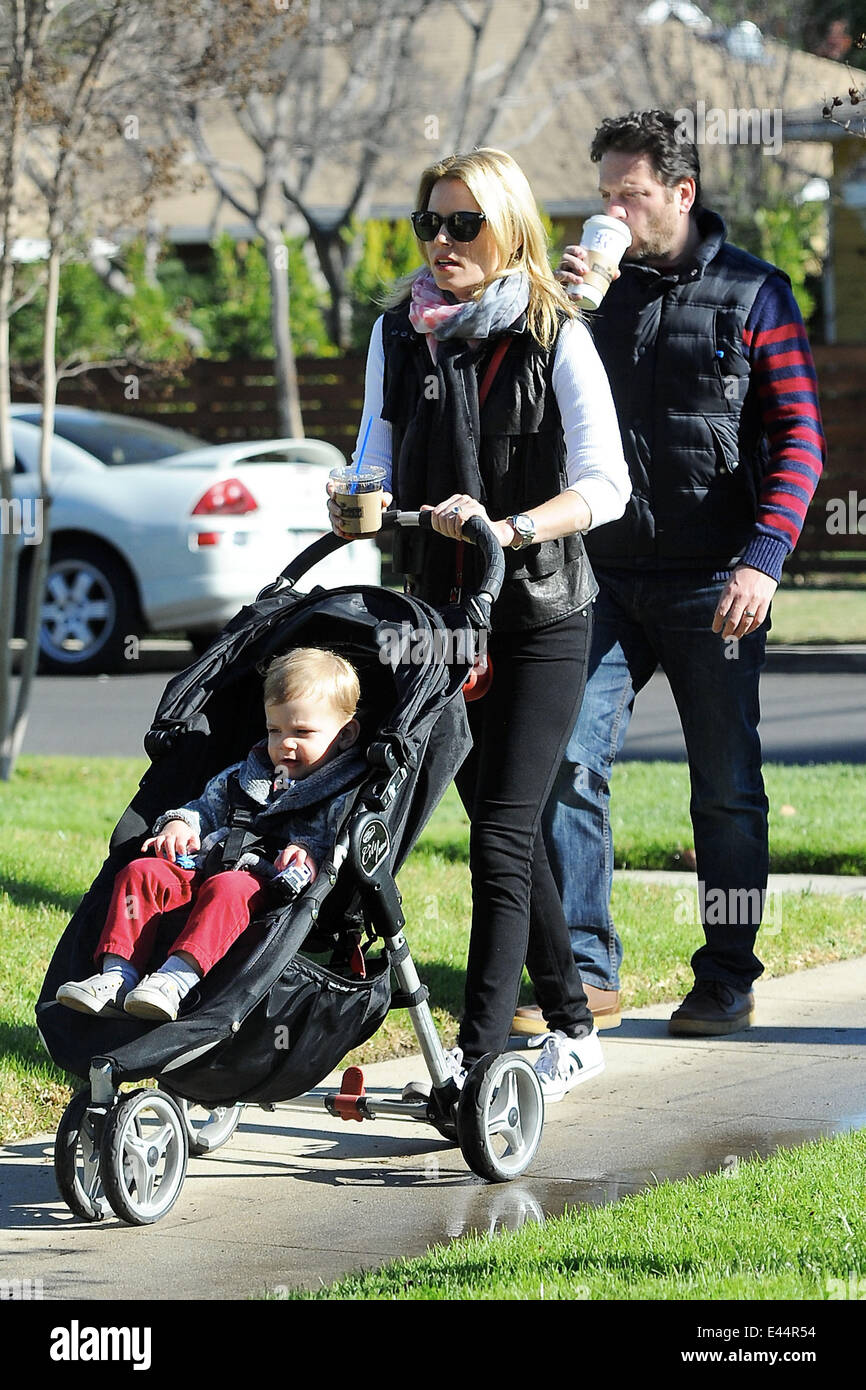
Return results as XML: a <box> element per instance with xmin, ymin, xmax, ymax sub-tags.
<box><xmin>57</xmin><ymin>647</ymin><xmax>362</xmax><ymax>1023</ymax></box>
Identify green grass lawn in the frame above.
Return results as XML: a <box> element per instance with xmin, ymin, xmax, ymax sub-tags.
<box><xmin>2</xmin><ymin>757</ymin><xmax>866</xmax><ymax>1141</ymax></box>
<box><xmin>769</xmin><ymin>585</ymin><xmax>866</xmax><ymax>645</ymax></box>
<box><xmin>424</xmin><ymin>765</ymin><xmax>866</xmax><ymax>875</ymax></box>
<box><xmin>278</xmin><ymin>1129</ymin><xmax>866</xmax><ymax>1301</ymax></box>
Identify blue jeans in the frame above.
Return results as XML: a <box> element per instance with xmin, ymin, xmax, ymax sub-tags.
<box><xmin>542</xmin><ymin>567</ymin><xmax>768</xmax><ymax>994</ymax></box>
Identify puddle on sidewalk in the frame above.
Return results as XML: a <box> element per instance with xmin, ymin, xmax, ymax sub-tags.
<box><xmin>438</xmin><ymin>1116</ymin><xmax>866</xmax><ymax>1243</ymax></box>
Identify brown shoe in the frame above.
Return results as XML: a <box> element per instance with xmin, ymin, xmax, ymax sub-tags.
<box><xmin>668</xmin><ymin>980</ymin><xmax>754</xmax><ymax>1036</ymax></box>
<box><xmin>512</xmin><ymin>984</ymin><xmax>622</xmax><ymax>1035</ymax></box>
<box><xmin>511</xmin><ymin>1005</ymin><xmax>549</xmax><ymax>1036</ymax></box>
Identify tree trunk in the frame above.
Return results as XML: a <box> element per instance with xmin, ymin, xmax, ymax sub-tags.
<box><xmin>266</xmin><ymin>231</ymin><xmax>304</xmax><ymax>438</ymax></box>
<box><xmin>0</xmin><ymin>76</ymin><xmax>29</xmax><ymax>778</ymax></box>
<box><xmin>0</xmin><ymin>241</ymin><xmax>59</xmax><ymax>779</ymax></box>
<box><xmin>309</xmin><ymin>222</ymin><xmax>354</xmax><ymax>352</ymax></box>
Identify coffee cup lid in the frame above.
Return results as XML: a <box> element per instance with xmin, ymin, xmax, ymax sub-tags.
<box><xmin>582</xmin><ymin>214</ymin><xmax>632</xmax><ymax>247</ymax></box>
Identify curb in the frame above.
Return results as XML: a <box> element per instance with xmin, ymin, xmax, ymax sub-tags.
<box><xmin>765</xmin><ymin>643</ymin><xmax>866</xmax><ymax>672</ymax></box>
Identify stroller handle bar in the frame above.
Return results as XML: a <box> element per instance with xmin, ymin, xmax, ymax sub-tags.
<box><xmin>273</xmin><ymin>508</ymin><xmax>506</xmax><ymax>631</ymax></box>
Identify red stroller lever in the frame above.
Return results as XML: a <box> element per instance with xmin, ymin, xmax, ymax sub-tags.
<box><xmin>331</xmin><ymin>1066</ymin><xmax>368</xmax><ymax>1122</ymax></box>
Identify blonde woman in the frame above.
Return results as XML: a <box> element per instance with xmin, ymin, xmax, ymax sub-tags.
<box><xmin>330</xmin><ymin>148</ymin><xmax>630</xmax><ymax>1101</ymax></box>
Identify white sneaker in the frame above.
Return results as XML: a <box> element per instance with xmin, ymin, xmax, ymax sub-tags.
<box><xmin>56</xmin><ymin>972</ymin><xmax>128</xmax><ymax>1016</ymax></box>
<box><xmin>533</xmin><ymin>1028</ymin><xmax>605</xmax><ymax>1104</ymax></box>
<box><xmin>123</xmin><ymin>973</ymin><xmax>183</xmax><ymax>1022</ymax></box>
<box><xmin>402</xmin><ymin>1046</ymin><xmax>466</xmax><ymax>1102</ymax></box>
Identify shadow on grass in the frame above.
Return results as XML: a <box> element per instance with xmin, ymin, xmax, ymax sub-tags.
<box><xmin>399</xmin><ymin>959</ymin><xmax>468</xmax><ymax>1020</ymax></box>
<box><xmin>0</xmin><ymin>873</ymin><xmax>82</xmax><ymax>918</ymax></box>
<box><xmin>410</xmin><ymin>840</ymin><xmax>470</xmax><ymax>866</ymax></box>
<box><xmin>0</xmin><ymin>1019</ymin><xmax>70</xmax><ymax>1075</ymax></box>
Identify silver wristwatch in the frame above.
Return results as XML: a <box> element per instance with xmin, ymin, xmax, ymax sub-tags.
<box><xmin>508</xmin><ymin>513</ymin><xmax>536</xmax><ymax>550</ymax></box>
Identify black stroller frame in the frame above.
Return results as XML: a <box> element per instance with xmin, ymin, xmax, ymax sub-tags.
<box><xmin>40</xmin><ymin>513</ymin><xmax>547</xmax><ymax>1226</ymax></box>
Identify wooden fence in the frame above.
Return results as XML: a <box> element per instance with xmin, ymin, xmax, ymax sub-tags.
<box><xmin>24</xmin><ymin>356</ymin><xmax>369</xmax><ymax>455</ymax></box>
<box><xmin>15</xmin><ymin>345</ymin><xmax>866</xmax><ymax>572</ymax></box>
<box><xmin>799</xmin><ymin>346</ymin><xmax>866</xmax><ymax>573</ymax></box>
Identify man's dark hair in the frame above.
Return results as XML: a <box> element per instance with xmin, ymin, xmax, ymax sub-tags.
<box><xmin>590</xmin><ymin>110</ymin><xmax>702</xmax><ymax>208</ymax></box>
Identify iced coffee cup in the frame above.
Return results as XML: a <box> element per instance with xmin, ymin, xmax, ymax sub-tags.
<box><xmin>329</xmin><ymin>463</ymin><xmax>387</xmax><ymax>535</ymax></box>
<box><xmin>570</xmin><ymin>215</ymin><xmax>632</xmax><ymax>310</ymax></box>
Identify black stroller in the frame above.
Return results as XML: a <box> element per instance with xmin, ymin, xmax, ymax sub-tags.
<box><xmin>36</xmin><ymin>514</ymin><xmax>547</xmax><ymax>1226</ymax></box>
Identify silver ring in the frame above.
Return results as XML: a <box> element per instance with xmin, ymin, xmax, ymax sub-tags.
<box><xmin>451</xmin><ymin>505</ymin><xmax>461</xmax><ymax>515</ymax></box>
<box><xmin>744</xmin><ymin>610</ymin><xmax>756</xmax><ymax>618</ymax></box>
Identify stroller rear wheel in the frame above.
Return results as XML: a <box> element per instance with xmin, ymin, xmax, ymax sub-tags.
<box><xmin>54</xmin><ymin>1089</ymin><xmax>111</xmax><ymax>1222</ymax></box>
<box><xmin>457</xmin><ymin>1053</ymin><xmax>544</xmax><ymax>1183</ymax></box>
<box><xmin>167</xmin><ymin>1093</ymin><xmax>243</xmax><ymax>1156</ymax></box>
<box><xmin>100</xmin><ymin>1088</ymin><xmax>189</xmax><ymax>1225</ymax></box>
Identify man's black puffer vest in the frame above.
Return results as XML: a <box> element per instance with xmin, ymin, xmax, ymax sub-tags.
<box><xmin>586</xmin><ymin>208</ymin><xmax>789</xmax><ymax>570</ymax></box>
<box><xmin>381</xmin><ymin>301</ymin><xmax>597</xmax><ymax>631</ymax></box>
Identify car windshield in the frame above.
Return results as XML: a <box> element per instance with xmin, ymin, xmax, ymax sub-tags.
<box><xmin>15</xmin><ymin>412</ymin><xmax>204</xmax><ymax>465</ymax></box>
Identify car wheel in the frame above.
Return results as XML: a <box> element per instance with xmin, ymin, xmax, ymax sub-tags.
<box><xmin>35</xmin><ymin>542</ymin><xmax>140</xmax><ymax>675</ymax></box>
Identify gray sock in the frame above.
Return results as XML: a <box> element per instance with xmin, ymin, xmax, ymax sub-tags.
<box><xmin>157</xmin><ymin>954</ymin><xmax>202</xmax><ymax>999</ymax></box>
<box><xmin>101</xmin><ymin>955</ymin><xmax>139</xmax><ymax>990</ymax></box>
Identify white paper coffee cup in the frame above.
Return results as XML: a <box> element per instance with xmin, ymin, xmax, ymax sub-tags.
<box><xmin>570</xmin><ymin>215</ymin><xmax>632</xmax><ymax>310</ymax></box>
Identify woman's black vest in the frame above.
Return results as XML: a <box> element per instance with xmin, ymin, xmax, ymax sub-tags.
<box><xmin>585</xmin><ymin>208</ymin><xmax>787</xmax><ymax>570</ymax></box>
<box><xmin>381</xmin><ymin>302</ymin><xmax>597</xmax><ymax>631</ymax></box>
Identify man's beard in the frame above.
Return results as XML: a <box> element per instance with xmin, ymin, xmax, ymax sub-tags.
<box><xmin>623</xmin><ymin>196</ymin><xmax>680</xmax><ymax>264</ymax></box>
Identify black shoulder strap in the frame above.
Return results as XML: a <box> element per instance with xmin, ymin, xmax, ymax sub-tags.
<box><xmin>217</xmin><ymin>770</ymin><xmax>263</xmax><ymax>870</ymax></box>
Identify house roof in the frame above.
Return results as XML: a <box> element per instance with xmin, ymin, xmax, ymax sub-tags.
<box><xmin>783</xmin><ymin>99</ymin><xmax>866</xmax><ymax>143</ymax></box>
<box><xmin>149</xmin><ymin>3</ymin><xmax>851</xmax><ymax>241</ymax></box>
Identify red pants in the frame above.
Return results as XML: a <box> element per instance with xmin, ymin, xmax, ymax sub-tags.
<box><xmin>97</xmin><ymin>856</ymin><xmax>267</xmax><ymax>976</ymax></box>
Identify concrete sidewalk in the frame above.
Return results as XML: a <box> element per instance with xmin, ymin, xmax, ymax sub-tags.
<box><xmin>3</xmin><ymin>954</ymin><xmax>865</xmax><ymax>1301</ymax></box>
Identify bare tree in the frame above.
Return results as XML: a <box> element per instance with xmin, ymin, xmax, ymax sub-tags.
<box><xmin>172</xmin><ymin>0</ymin><xmax>573</xmax><ymax>359</ymax></box>
<box><xmin>0</xmin><ymin>0</ymin><xmax>59</xmax><ymax>782</ymax></box>
<box><xmin>177</xmin><ymin>0</ymin><xmax>311</xmax><ymax>435</ymax></box>
<box><xmin>0</xmin><ymin>0</ymin><xmax>201</xmax><ymax>779</ymax></box>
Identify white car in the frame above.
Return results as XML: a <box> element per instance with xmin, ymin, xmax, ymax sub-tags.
<box><xmin>7</xmin><ymin>406</ymin><xmax>380</xmax><ymax>673</ymax></box>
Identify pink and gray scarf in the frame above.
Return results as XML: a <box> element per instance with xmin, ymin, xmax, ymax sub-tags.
<box><xmin>408</xmin><ymin>267</ymin><xmax>530</xmax><ymax>342</ymax></box>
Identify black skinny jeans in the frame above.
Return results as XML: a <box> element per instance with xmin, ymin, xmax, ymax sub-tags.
<box><xmin>454</xmin><ymin>604</ymin><xmax>594</xmax><ymax>1064</ymax></box>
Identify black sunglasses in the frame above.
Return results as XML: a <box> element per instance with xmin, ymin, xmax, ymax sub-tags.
<box><xmin>411</xmin><ymin>210</ymin><xmax>487</xmax><ymax>243</ymax></box>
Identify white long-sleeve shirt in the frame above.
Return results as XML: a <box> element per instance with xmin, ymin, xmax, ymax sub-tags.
<box><xmin>351</xmin><ymin>314</ymin><xmax>631</xmax><ymax>530</ymax></box>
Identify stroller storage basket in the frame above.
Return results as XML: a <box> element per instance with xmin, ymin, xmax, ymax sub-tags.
<box><xmin>154</xmin><ymin>950</ymin><xmax>392</xmax><ymax>1108</ymax></box>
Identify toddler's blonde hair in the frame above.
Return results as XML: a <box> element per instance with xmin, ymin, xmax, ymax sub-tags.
<box><xmin>263</xmin><ymin>648</ymin><xmax>360</xmax><ymax>722</ymax></box>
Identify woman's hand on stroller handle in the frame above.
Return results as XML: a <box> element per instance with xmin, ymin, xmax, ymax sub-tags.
<box><xmin>423</xmin><ymin>495</ymin><xmax>514</xmax><ymax>550</ymax></box>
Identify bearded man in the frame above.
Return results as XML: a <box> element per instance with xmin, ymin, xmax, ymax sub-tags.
<box><xmin>515</xmin><ymin>110</ymin><xmax>825</xmax><ymax>1038</ymax></box>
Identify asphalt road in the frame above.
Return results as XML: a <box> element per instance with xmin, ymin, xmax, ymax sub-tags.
<box><xmin>14</xmin><ymin>645</ymin><xmax>866</xmax><ymax>764</ymax></box>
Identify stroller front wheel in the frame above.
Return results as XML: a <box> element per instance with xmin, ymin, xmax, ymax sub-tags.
<box><xmin>54</xmin><ymin>1089</ymin><xmax>112</xmax><ymax>1222</ymax></box>
<box><xmin>457</xmin><ymin>1053</ymin><xmax>544</xmax><ymax>1183</ymax></box>
<box><xmin>100</xmin><ymin>1088</ymin><xmax>189</xmax><ymax>1225</ymax></box>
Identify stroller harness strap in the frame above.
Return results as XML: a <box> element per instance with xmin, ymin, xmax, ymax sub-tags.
<box><xmin>205</xmin><ymin>771</ymin><xmax>275</xmax><ymax>875</ymax></box>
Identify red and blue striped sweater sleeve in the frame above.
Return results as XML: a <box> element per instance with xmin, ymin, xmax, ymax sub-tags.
<box><xmin>739</xmin><ymin>277</ymin><xmax>825</xmax><ymax>582</ymax></box>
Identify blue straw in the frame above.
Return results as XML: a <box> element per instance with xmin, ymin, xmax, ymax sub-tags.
<box><xmin>351</xmin><ymin>416</ymin><xmax>373</xmax><ymax>493</ymax></box>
